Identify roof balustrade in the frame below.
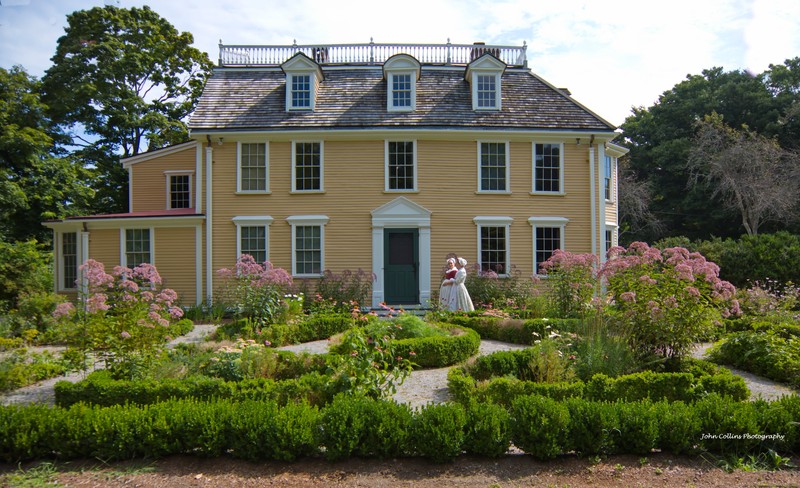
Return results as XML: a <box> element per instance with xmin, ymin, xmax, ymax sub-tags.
<box><xmin>218</xmin><ymin>39</ymin><xmax>527</xmax><ymax>68</ymax></box>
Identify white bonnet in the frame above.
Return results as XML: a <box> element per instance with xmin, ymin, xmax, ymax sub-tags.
<box><xmin>446</xmin><ymin>258</ymin><xmax>455</xmax><ymax>265</ymax></box>
<box><xmin>458</xmin><ymin>257</ymin><xmax>467</xmax><ymax>266</ymax></box>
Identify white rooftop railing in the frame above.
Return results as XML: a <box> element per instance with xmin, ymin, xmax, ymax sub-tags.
<box><xmin>218</xmin><ymin>39</ymin><xmax>527</xmax><ymax>67</ymax></box>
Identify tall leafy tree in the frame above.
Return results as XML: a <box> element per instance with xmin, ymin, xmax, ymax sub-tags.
<box><xmin>0</xmin><ymin>66</ymin><xmax>90</xmax><ymax>242</ymax></box>
<box><xmin>41</xmin><ymin>5</ymin><xmax>213</xmax><ymax>214</ymax></box>
<box><xmin>621</xmin><ymin>67</ymin><xmax>783</xmax><ymax>241</ymax></box>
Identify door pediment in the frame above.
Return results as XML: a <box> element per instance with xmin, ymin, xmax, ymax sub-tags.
<box><xmin>371</xmin><ymin>196</ymin><xmax>431</xmax><ymax>227</ymax></box>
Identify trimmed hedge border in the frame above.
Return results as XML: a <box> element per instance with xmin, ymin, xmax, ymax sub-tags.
<box><xmin>442</xmin><ymin>316</ymin><xmax>582</xmax><ymax>345</ymax></box>
<box><xmin>55</xmin><ymin>370</ymin><xmax>332</xmax><ymax>408</ymax></box>
<box><xmin>448</xmin><ymin>367</ymin><xmax>750</xmax><ymax>405</ymax></box>
<box><xmin>1</xmin><ymin>394</ymin><xmax>797</xmax><ymax>463</ymax></box>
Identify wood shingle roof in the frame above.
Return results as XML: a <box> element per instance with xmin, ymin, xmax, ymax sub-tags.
<box><xmin>188</xmin><ymin>67</ymin><xmax>616</xmax><ymax>132</ymax></box>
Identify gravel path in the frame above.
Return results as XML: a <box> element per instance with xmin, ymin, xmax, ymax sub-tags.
<box><xmin>2</xmin><ymin>329</ymin><xmax>796</xmax><ymax>407</ymax></box>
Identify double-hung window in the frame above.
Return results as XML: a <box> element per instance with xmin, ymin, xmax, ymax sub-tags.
<box><xmin>166</xmin><ymin>172</ymin><xmax>192</xmax><ymax>208</ymax></box>
<box><xmin>604</xmin><ymin>155</ymin><xmax>614</xmax><ymax>201</ymax></box>
<box><xmin>286</xmin><ymin>215</ymin><xmax>329</xmax><ymax>277</ymax></box>
<box><xmin>391</xmin><ymin>73</ymin><xmax>413</xmax><ymax>110</ymax></box>
<box><xmin>233</xmin><ymin>216</ymin><xmax>273</xmax><ymax>265</ymax></box>
<box><xmin>386</xmin><ymin>141</ymin><xmax>416</xmax><ymax>191</ymax></box>
<box><xmin>474</xmin><ymin>216</ymin><xmax>513</xmax><ymax>276</ymax></box>
<box><xmin>293</xmin><ymin>142</ymin><xmax>323</xmax><ymax>192</ymax></box>
<box><xmin>61</xmin><ymin>232</ymin><xmax>78</xmax><ymax>290</ymax></box>
<box><xmin>290</xmin><ymin>74</ymin><xmax>312</xmax><ymax>109</ymax></box>
<box><xmin>237</xmin><ymin>142</ymin><xmax>268</xmax><ymax>193</ymax></box>
<box><xmin>124</xmin><ymin>228</ymin><xmax>152</xmax><ymax>268</ymax></box>
<box><xmin>476</xmin><ymin>74</ymin><xmax>498</xmax><ymax>109</ymax></box>
<box><xmin>533</xmin><ymin>143</ymin><xmax>563</xmax><ymax>193</ymax></box>
<box><xmin>479</xmin><ymin>142</ymin><xmax>509</xmax><ymax>192</ymax></box>
<box><xmin>529</xmin><ymin>217</ymin><xmax>568</xmax><ymax>275</ymax></box>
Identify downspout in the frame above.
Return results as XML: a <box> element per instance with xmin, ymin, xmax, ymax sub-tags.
<box><xmin>205</xmin><ymin>137</ymin><xmax>214</xmax><ymax>304</ymax></box>
<box><xmin>589</xmin><ymin>138</ymin><xmax>597</xmax><ymax>257</ymax></box>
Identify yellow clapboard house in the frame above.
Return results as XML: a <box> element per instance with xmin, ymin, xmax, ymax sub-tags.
<box><xmin>45</xmin><ymin>41</ymin><xmax>628</xmax><ymax>308</ymax></box>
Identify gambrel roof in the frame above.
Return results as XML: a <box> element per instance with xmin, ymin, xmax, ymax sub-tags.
<box><xmin>188</xmin><ymin>67</ymin><xmax>616</xmax><ymax>132</ymax></box>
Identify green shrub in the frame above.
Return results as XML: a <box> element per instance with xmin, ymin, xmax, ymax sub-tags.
<box><xmin>696</xmin><ymin>394</ymin><xmax>762</xmax><ymax>453</ymax></box>
<box><xmin>613</xmin><ymin>401</ymin><xmax>658</xmax><ymax>455</ymax></box>
<box><xmin>564</xmin><ymin>398</ymin><xmax>617</xmax><ymax>456</ymax></box>
<box><xmin>317</xmin><ymin>395</ymin><xmax>411</xmax><ymax>460</ymax></box>
<box><xmin>374</xmin><ymin>325</ymin><xmax>480</xmax><ymax>369</ymax></box>
<box><xmin>463</xmin><ymin>401</ymin><xmax>511</xmax><ymax>458</ymax></box>
<box><xmin>708</xmin><ymin>331</ymin><xmax>800</xmax><ymax>388</ymax></box>
<box><xmin>510</xmin><ymin>395</ymin><xmax>570</xmax><ymax>460</ymax></box>
<box><xmin>653</xmin><ymin>400</ymin><xmax>702</xmax><ymax>455</ymax></box>
<box><xmin>410</xmin><ymin>403</ymin><xmax>466</xmax><ymax>463</ymax></box>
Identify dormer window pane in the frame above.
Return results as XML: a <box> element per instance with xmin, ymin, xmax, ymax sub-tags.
<box><xmin>291</xmin><ymin>75</ymin><xmax>311</xmax><ymax>108</ymax></box>
<box><xmin>169</xmin><ymin>174</ymin><xmax>191</xmax><ymax>208</ymax></box>
<box><xmin>392</xmin><ymin>74</ymin><xmax>412</xmax><ymax>108</ymax></box>
<box><xmin>477</xmin><ymin>75</ymin><xmax>497</xmax><ymax>108</ymax></box>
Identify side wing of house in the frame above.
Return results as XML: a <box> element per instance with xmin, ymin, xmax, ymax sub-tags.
<box><xmin>45</xmin><ymin>141</ymin><xmax>206</xmax><ymax>305</ymax></box>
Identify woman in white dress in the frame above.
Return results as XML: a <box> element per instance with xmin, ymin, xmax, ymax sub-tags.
<box><xmin>451</xmin><ymin>257</ymin><xmax>475</xmax><ymax>312</ymax></box>
<box><xmin>439</xmin><ymin>258</ymin><xmax>457</xmax><ymax>309</ymax></box>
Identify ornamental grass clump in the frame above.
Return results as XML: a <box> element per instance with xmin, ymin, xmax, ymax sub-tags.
<box><xmin>601</xmin><ymin>242</ymin><xmax>740</xmax><ymax>361</ymax></box>
<box><xmin>51</xmin><ymin>259</ymin><xmax>184</xmax><ymax>379</ymax></box>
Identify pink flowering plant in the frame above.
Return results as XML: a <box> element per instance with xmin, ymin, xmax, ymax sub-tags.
<box><xmin>601</xmin><ymin>242</ymin><xmax>740</xmax><ymax>360</ymax></box>
<box><xmin>215</xmin><ymin>255</ymin><xmax>293</xmax><ymax>326</ymax></box>
<box><xmin>52</xmin><ymin>259</ymin><xmax>184</xmax><ymax>377</ymax></box>
<box><xmin>538</xmin><ymin>250</ymin><xmax>599</xmax><ymax>318</ymax></box>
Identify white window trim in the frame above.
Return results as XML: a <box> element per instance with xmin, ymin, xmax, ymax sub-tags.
<box><xmin>119</xmin><ymin>227</ymin><xmax>155</xmax><ymax>268</ymax></box>
<box><xmin>291</xmin><ymin>141</ymin><xmax>324</xmax><ymax>193</ymax></box>
<box><xmin>164</xmin><ymin>170</ymin><xmax>194</xmax><ymax>209</ymax></box>
<box><xmin>529</xmin><ymin>217</ymin><xmax>569</xmax><ymax>276</ymax></box>
<box><xmin>473</xmin><ymin>216</ymin><xmax>513</xmax><ymax>277</ymax></box>
<box><xmin>286</xmin><ymin>215</ymin><xmax>329</xmax><ymax>277</ymax></box>
<box><xmin>236</xmin><ymin>141</ymin><xmax>270</xmax><ymax>194</ymax></box>
<box><xmin>477</xmin><ymin>141</ymin><xmax>511</xmax><ymax>194</ymax></box>
<box><xmin>233</xmin><ymin>216</ymin><xmax>274</xmax><ymax>262</ymax></box>
<box><xmin>387</xmin><ymin>72</ymin><xmax>416</xmax><ymax>112</ymax></box>
<box><xmin>531</xmin><ymin>142</ymin><xmax>565</xmax><ymax>195</ymax></box>
<box><xmin>286</xmin><ymin>73</ymin><xmax>315</xmax><ymax>111</ymax></box>
<box><xmin>471</xmin><ymin>72</ymin><xmax>502</xmax><ymax>111</ymax></box>
<box><xmin>384</xmin><ymin>140</ymin><xmax>418</xmax><ymax>192</ymax></box>
<box><xmin>604</xmin><ymin>222</ymin><xmax>618</xmax><ymax>261</ymax></box>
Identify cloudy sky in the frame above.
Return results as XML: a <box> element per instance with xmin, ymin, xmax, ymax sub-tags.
<box><xmin>1</xmin><ymin>0</ymin><xmax>799</xmax><ymax>126</ymax></box>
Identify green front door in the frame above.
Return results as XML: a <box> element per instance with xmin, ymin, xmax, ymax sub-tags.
<box><xmin>384</xmin><ymin>228</ymin><xmax>419</xmax><ymax>304</ymax></box>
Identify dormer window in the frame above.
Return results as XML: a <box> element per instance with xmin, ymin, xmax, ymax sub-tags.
<box><xmin>281</xmin><ymin>53</ymin><xmax>323</xmax><ymax>112</ymax></box>
<box><xmin>383</xmin><ymin>54</ymin><xmax>420</xmax><ymax>112</ymax></box>
<box><xmin>465</xmin><ymin>53</ymin><xmax>505</xmax><ymax>111</ymax></box>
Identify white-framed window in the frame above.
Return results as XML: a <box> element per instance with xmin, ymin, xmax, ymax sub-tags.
<box><xmin>286</xmin><ymin>215</ymin><xmax>329</xmax><ymax>277</ymax></box>
<box><xmin>388</xmin><ymin>73</ymin><xmax>415</xmax><ymax>111</ymax></box>
<box><xmin>289</xmin><ymin>74</ymin><xmax>312</xmax><ymax>110</ymax></box>
<box><xmin>476</xmin><ymin>74</ymin><xmax>499</xmax><ymax>109</ymax></box>
<box><xmin>165</xmin><ymin>171</ymin><xmax>193</xmax><ymax>209</ymax></box>
<box><xmin>292</xmin><ymin>141</ymin><xmax>323</xmax><ymax>192</ymax></box>
<box><xmin>61</xmin><ymin>232</ymin><xmax>78</xmax><ymax>290</ymax></box>
<box><xmin>604</xmin><ymin>155</ymin><xmax>615</xmax><ymax>201</ymax></box>
<box><xmin>385</xmin><ymin>140</ymin><xmax>417</xmax><ymax>191</ymax></box>
<box><xmin>237</xmin><ymin>142</ymin><xmax>269</xmax><ymax>193</ymax></box>
<box><xmin>473</xmin><ymin>216</ymin><xmax>513</xmax><ymax>276</ymax></box>
<box><xmin>529</xmin><ymin>217</ymin><xmax>568</xmax><ymax>275</ymax></box>
<box><xmin>122</xmin><ymin>228</ymin><xmax>153</xmax><ymax>268</ymax></box>
<box><xmin>233</xmin><ymin>216</ymin><xmax>273</xmax><ymax>265</ymax></box>
<box><xmin>533</xmin><ymin>142</ymin><xmax>564</xmax><ymax>194</ymax></box>
<box><xmin>478</xmin><ymin>141</ymin><xmax>509</xmax><ymax>192</ymax></box>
